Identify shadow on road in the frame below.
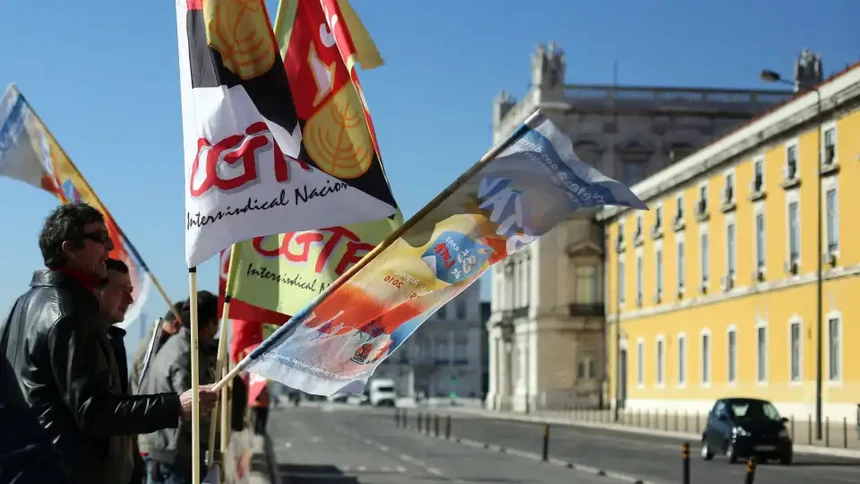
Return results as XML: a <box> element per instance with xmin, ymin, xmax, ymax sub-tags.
<box><xmin>278</xmin><ymin>464</ymin><xmax>360</xmax><ymax>483</ymax></box>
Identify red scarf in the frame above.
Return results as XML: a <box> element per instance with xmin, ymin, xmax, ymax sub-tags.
<box><xmin>52</xmin><ymin>267</ymin><xmax>99</xmax><ymax>294</ymax></box>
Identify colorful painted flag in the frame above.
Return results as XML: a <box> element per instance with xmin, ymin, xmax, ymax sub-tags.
<box><xmin>238</xmin><ymin>111</ymin><xmax>648</xmax><ymax>395</ymax></box>
<box><xmin>222</xmin><ymin>0</ymin><xmax>402</xmax><ymax>322</ymax></box>
<box><xmin>175</xmin><ymin>0</ymin><xmax>398</xmax><ymax>267</ymax></box>
<box><xmin>0</xmin><ymin>85</ymin><xmax>152</xmax><ymax>328</ymax></box>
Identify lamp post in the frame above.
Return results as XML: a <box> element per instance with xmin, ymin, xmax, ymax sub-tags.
<box><xmin>760</xmin><ymin>69</ymin><xmax>823</xmax><ymax>440</ymax></box>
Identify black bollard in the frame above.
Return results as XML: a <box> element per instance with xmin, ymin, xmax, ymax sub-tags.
<box><xmin>425</xmin><ymin>413</ymin><xmax>431</xmax><ymax>435</ymax></box>
<box><xmin>434</xmin><ymin>414</ymin><xmax>440</xmax><ymax>437</ymax></box>
<box><xmin>402</xmin><ymin>409</ymin><xmax>408</xmax><ymax>429</ymax></box>
<box><xmin>681</xmin><ymin>443</ymin><xmax>690</xmax><ymax>484</ymax></box>
<box><xmin>417</xmin><ymin>412</ymin><xmax>422</xmax><ymax>432</ymax></box>
<box><xmin>445</xmin><ymin>415</ymin><xmax>452</xmax><ymax>440</ymax></box>
<box><xmin>394</xmin><ymin>409</ymin><xmax>400</xmax><ymax>427</ymax></box>
<box><xmin>744</xmin><ymin>457</ymin><xmax>757</xmax><ymax>484</ymax></box>
<box><xmin>542</xmin><ymin>424</ymin><xmax>550</xmax><ymax>462</ymax></box>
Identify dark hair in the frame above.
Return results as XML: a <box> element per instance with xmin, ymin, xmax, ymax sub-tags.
<box><xmin>38</xmin><ymin>203</ymin><xmax>105</xmax><ymax>269</ymax></box>
<box><xmin>97</xmin><ymin>258</ymin><xmax>129</xmax><ymax>288</ymax></box>
<box><xmin>164</xmin><ymin>300</ymin><xmax>187</xmax><ymax>322</ymax></box>
<box><xmin>180</xmin><ymin>290</ymin><xmax>219</xmax><ymax>329</ymax></box>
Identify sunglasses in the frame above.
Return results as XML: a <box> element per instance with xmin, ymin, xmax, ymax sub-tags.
<box><xmin>81</xmin><ymin>230</ymin><xmax>111</xmax><ymax>244</ymax></box>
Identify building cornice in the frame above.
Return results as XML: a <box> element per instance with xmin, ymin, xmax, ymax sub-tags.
<box><xmin>598</xmin><ymin>64</ymin><xmax>860</xmax><ymax>223</ymax></box>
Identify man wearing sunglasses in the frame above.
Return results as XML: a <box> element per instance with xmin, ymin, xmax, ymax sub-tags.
<box><xmin>0</xmin><ymin>203</ymin><xmax>218</xmax><ymax>484</ymax></box>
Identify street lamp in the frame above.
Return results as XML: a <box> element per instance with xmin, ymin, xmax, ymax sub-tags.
<box><xmin>760</xmin><ymin>69</ymin><xmax>824</xmax><ymax>441</ymax></box>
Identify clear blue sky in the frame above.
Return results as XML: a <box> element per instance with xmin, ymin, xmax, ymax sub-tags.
<box><xmin>0</xmin><ymin>0</ymin><xmax>857</xmax><ymax>349</ymax></box>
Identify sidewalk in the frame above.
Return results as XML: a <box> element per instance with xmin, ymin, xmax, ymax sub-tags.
<box><xmin>434</xmin><ymin>406</ymin><xmax>860</xmax><ymax>460</ymax></box>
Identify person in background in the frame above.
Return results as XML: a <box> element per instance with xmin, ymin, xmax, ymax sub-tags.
<box><xmin>249</xmin><ymin>378</ymin><xmax>270</xmax><ymax>436</ymax></box>
<box><xmin>130</xmin><ymin>301</ymin><xmax>184</xmax><ymax>394</ymax></box>
<box><xmin>0</xmin><ymin>203</ymin><xmax>218</xmax><ymax>484</ymax></box>
<box><xmin>138</xmin><ymin>290</ymin><xmax>221</xmax><ymax>483</ymax></box>
<box><xmin>96</xmin><ymin>258</ymin><xmax>146</xmax><ymax>483</ymax></box>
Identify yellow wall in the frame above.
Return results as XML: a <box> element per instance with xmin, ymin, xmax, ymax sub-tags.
<box><xmin>606</xmin><ymin>106</ymin><xmax>860</xmax><ymax>415</ymax></box>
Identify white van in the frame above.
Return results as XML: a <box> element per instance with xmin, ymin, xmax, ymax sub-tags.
<box><xmin>367</xmin><ymin>378</ymin><xmax>396</xmax><ymax>407</ymax></box>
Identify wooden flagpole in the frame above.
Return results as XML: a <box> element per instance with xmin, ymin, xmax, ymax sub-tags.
<box><xmin>188</xmin><ymin>267</ymin><xmax>202</xmax><ymax>483</ymax></box>
<box><xmin>207</xmin><ymin>246</ymin><xmax>239</xmax><ymax>468</ymax></box>
<box><xmin>211</xmin><ymin>110</ymin><xmax>542</xmax><ymax>392</ymax></box>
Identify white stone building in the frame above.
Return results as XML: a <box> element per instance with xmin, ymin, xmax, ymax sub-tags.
<box><xmin>485</xmin><ymin>42</ymin><xmax>794</xmax><ymax>413</ymax></box>
<box><xmin>376</xmin><ymin>282</ymin><xmax>484</xmax><ymax>399</ymax></box>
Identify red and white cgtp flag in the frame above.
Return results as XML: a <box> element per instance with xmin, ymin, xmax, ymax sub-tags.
<box><xmin>175</xmin><ymin>0</ymin><xmax>398</xmax><ymax>267</ymax></box>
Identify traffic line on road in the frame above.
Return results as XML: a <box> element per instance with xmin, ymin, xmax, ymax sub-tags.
<box><xmin>405</xmin><ymin>426</ymin><xmax>655</xmax><ymax>484</ymax></box>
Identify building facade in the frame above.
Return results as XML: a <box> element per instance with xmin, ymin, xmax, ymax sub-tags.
<box><xmin>486</xmin><ymin>43</ymin><xmax>794</xmax><ymax>412</ymax></box>
<box><xmin>376</xmin><ymin>282</ymin><xmax>484</xmax><ymax>399</ymax></box>
<box><xmin>600</xmin><ymin>61</ymin><xmax>860</xmax><ymax>421</ymax></box>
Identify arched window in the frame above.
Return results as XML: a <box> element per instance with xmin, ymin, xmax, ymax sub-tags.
<box><xmin>573</xmin><ymin>140</ymin><xmax>603</xmax><ymax>165</ymax></box>
<box><xmin>619</xmin><ymin>140</ymin><xmax>651</xmax><ymax>186</ymax></box>
<box><xmin>668</xmin><ymin>142</ymin><xmax>696</xmax><ymax>161</ymax></box>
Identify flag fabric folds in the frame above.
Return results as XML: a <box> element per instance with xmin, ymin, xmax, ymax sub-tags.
<box><xmin>0</xmin><ymin>85</ymin><xmax>152</xmax><ymax>328</ymax></box>
<box><xmin>241</xmin><ymin>111</ymin><xmax>648</xmax><ymax>396</ymax></box>
<box><xmin>221</xmin><ymin>0</ymin><xmax>402</xmax><ymax>322</ymax></box>
<box><xmin>175</xmin><ymin>0</ymin><xmax>398</xmax><ymax>267</ymax></box>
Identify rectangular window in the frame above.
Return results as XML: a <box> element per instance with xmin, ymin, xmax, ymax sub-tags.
<box><xmin>576</xmin><ymin>266</ymin><xmax>598</xmax><ymax>303</ymax></box>
<box><xmin>699</xmin><ymin>185</ymin><xmax>708</xmax><ymax>212</ymax></box>
<box><xmin>635</xmin><ymin>215</ymin><xmax>643</xmax><ymax>238</ymax></box>
<box><xmin>677</xmin><ymin>240</ymin><xmax>685</xmax><ymax>290</ymax></box>
<box><xmin>724</xmin><ymin>173</ymin><xmax>734</xmax><ymax>202</ymax></box>
<box><xmin>454</xmin><ymin>340</ymin><xmax>468</xmax><ymax>362</ymax></box>
<box><xmin>677</xmin><ymin>336</ymin><xmax>686</xmax><ymax>385</ymax></box>
<box><xmin>618</xmin><ymin>260</ymin><xmax>625</xmax><ymax>304</ymax></box>
<box><xmin>655</xmin><ymin>206</ymin><xmax>662</xmax><ymax>229</ymax></box>
<box><xmin>755</xmin><ymin>213</ymin><xmax>766</xmax><ymax>269</ymax></box>
<box><xmin>700</xmin><ymin>233</ymin><xmax>709</xmax><ymax>283</ymax></box>
<box><xmin>826</xmin><ymin>188</ymin><xmax>839</xmax><ymax>253</ymax></box>
<box><xmin>656</xmin><ymin>339</ymin><xmax>665</xmax><ymax>385</ymax></box>
<box><xmin>828</xmin><ymin>317</ymin><xmax>841</xmax><ymax>381</ymax></box>
<box><xmin>788</xmin><ymin>201</ymin><xmax>800</xmax><ymax>261</ymax></box>
<box><xmin>675</xmin><ymin>195</ymin><xmax>684</xmax><ymax>221</ymax></box>
<box><xmin>823</xmin><ymin>128</ymin><xmax>836</xmax><ymax>164</ymax></box>
<box><xmin>636</xmin><ymin>255</ymin><xmax>643</xmax><ymax>302</ymax></box>
<box><xmin>727</xmin><ymin>222</ymin><xmax>736</xmax><ymax>277</ymax></box>
<box><xmin>787</xmin><ymin>145</ymin><xmax>798</xmax><ymax>178</ymax></box>
<box><xmin>655</xmin><ymin>249</ymin><xmax>663</xmax><ymax>296</ymax></box>
<box><xmin>790</xmin><ymin>322</ymin><xmax>801</xmax><ymax>382</ymax></box>
<box><xmin>637</xmin><ymin>341</ymin><xmax>644</xmax><ymax>386</ymax></box>
<box><xmin>701</xmin><ymin>333</ymin><xmax>711</xmax><ymax>385</ymax></box>
<box><xmin>456</xmin><ymin>298</ymin><xmax>467</xmax><ymax>319</ymax></box>
<box><xmin>753</xmin><ymin>159</ymin><xmax>764</xmax><ymax>191</ymax></box>
<box><xmin>757</xmin><ymin>326</ymin><xmax>767</xmax><ymax>382</ymax></box>
<box><xmin>727</xmin><ymin>330</ymin><xmax>737</xmax><ymax>383</ymax></box>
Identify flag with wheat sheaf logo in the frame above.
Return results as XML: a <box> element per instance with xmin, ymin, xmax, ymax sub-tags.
<box><xmin>176</xmin><ymin>0</ymin><xmax>399</xmax><ymax>267</ymax></box>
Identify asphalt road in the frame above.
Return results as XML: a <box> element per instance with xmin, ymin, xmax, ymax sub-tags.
<box><xmin>266</xmin><ymin>404</ymin><xmax>615</xmax><ymax>483</ymax></box>
<box><xmin>400</xmin><ymin>406</ymin><xmax>860</xmax><ymax>484</ymax></box>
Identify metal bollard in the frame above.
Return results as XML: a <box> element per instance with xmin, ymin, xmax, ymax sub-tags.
<box><xmin>434</xmin><ymin>414</ymin><xmax>440</xmax><ymax>437</ymax></box>
<box><xmin>681</xmin><ymin>443</ymin><xmax>690</xmax><ymax>484</ymax></box>
<box><xmin>417</xmin><ymin>412</ymin><xmax>422</xmax><ymax>432</ymax></box>
<box><xmin>542</xmin><ymin>424</ymin><xmax>550</xmax><ymax>462</ymax></box>
<box><xmin>425</xmin><ymin>413</ymin><xmax>431</xmax><ymax>435</ymax></box>
<box><xmin>445</xmin><ymin>415</ymin><xmax>452</xmax><ymax>440</ymax></box>
<box><xmin>744</xmin><ymin>457</ymin><xmax>757</xmax><ymax>484</ymax></box>
<box><xmin>402</xmin><ymin>409</ymin><xmax>408</xmax><ymax>429</ymax></box>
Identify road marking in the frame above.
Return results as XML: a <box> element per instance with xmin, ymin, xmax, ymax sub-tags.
<box><xmin>396</xmin><ymin>466</ymin><xmax>407</xmax><ymax>473</ymax></box>
<box><xmin>284</xmin><ymin>442</ymin><xmax>292</xmax><ymax>448</ymax></box>
<box><xmin>426</xmin><ymin>467</ymin><xmax>443</xmax><ymax>476</ymax></box>
<box><xmin>356</xmin><ymin>465</ymin><xmax>367</xmax><ymax>472</ymax></box>
<box><xmin>378</xmin><ymin>445</ymin><xmax>389</xmax><ymax>452</ymax></box>
<box><xmin>339</xmin><ymin>465</ymin><xmax>351</xmax><ymax>472</ymax></box>
<box><xmin>380</xmin><ymin>466</ymin><xmax>390</xmax><ymax>472</ymax></box>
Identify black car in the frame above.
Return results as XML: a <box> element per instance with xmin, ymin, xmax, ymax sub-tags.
<box><xmin>701</xmin><ymin>397</ymin><xmax>793</xmax><ymax>465</ymax></box>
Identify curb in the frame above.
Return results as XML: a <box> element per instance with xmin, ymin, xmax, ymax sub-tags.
<box><xmin>441</xmin><ymin>408</ymin><xmax>860</xmax><ymax>460</ymax></box>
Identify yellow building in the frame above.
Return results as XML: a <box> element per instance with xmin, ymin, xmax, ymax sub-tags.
<box><xmin>598</xmin><ymin>63</ymin><xmax>860</xmax><ymax>422</ymax></box>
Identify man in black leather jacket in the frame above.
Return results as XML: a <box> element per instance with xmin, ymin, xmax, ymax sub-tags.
<box><xmin>98</xmin><ymin>258</ymin><xmax>149</xmax><ymax>483</ymax></box>
<box><xmin>0</xmin><ymin>203</ymin><xmax>218</xmax><ymax>484</ymax></box>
